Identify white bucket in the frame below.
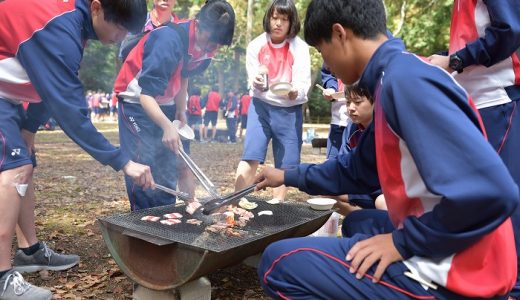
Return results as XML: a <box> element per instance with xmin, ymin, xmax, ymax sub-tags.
<box><xmin>310</xmin><ymin>212</ymin><xmax>340</xmax><ymax>237</ymax></box>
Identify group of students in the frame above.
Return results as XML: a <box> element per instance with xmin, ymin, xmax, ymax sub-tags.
<box><xmin>1</xmin><ymin>0</ymin><xmax>519</xmax><ymax>299</ymax></box>
<box><xmin>186</xmin><ymin>86</ymin><xmax>251</xmax><ymax>143</ymax></box>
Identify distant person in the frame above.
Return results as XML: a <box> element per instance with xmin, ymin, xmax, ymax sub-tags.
<box><xmin>224</xmin><ymin>90</ymin><xmax>238</xmax><ymax>143</ymax></box>
<box><xmin>234</xmin><ymin>0</ymin><xmax>311</xmax><ymax>203</ymax></box>
<box><xmin>202</xmin><ymin>85</ymin><xmax>221</xmax><ymax>142</ymax></box>
<box><xmin>91</xmin><ymin>92</ymin><xmax>101</xmax><ymax>121</ymax></box>
<box><xmin>238</xmin><ymin>91</ymin><xmax>251</xmax><ymax>139</ymax></box>
<box><xmin>188</xmin><ymin>87</ymin><xmax>203</xmax><ymax>141</ymax></box>
<box><xmin>118</xmin><ymin>0</ymin><xmax>178</xmax><ymax>61</ymax></box>
<box><xmin>0</xmin><ymin>0</ymin><xmax>150</xmax><ymax>298</ymax></box>
<box><xmin>321</xmin><ymin>64</ymin><xmax>350</xmax><ymax>159</ymax></box>
<box><xmin>254</xmin><ymin>0</ymin><xmax>518</xmax><ymax>299</ymax></box>
<box><xmin>110</xmin><ymin>92</ymin><xmax>118</xmax><ymax>121</ymax></box>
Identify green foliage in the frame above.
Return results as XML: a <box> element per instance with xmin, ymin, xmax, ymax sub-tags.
<box><xmin>385</xmin><ymin>0</ymin><xmax>452</xmax><ymax>55</ymax></box>
<box><xmin>79</xmin><ymin>41</ymin><xmax>119</xmax><ymax>92</ymax></box>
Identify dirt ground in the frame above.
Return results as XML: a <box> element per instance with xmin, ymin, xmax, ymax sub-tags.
<box><xmin>20</xmin><ymin>122</ymin><xmax>328</xmax><ymax>299</ymax></box>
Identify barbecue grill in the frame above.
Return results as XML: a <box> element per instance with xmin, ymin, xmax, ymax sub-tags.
<box><xmin>98</xmin><ymin>196</ymin><xmax>333</xmax><ymax>290</ymax></box>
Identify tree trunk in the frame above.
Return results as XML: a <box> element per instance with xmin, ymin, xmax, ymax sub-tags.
<box><xmin>246</xmin><ymin>0</ymin><xmax>254</xmax><ymax>44</ymax></box>
<box><xmin>233</xmin><ymin>49</ymin><xmax>241</xmax><ymax>92</ymax></box>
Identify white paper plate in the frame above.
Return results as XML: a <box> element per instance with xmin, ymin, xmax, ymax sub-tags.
<box><xmin>172</xmin><ymin>120</ymin><xmax>195</xmax><ymax>140</ymax></box>
<box><xmin>306</xmin><ymin>198</ymin><xmax>336</xmax><ymax>210</ymax></box>
<box><xmin>270</xmin><ymin>82</ymin><xmax>293</xmax><ymax>96</ymax></box>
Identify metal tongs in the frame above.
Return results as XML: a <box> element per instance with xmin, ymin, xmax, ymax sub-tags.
<box><xmin>155</xmin><ymin>184</ymin><xmax>191</xmax><ymax>201</ymax></box>
<box><xmin>178</xmin><ymin>147</ymin><xmax>221</xmax><ymax>199</ymax></box>
<box><xmin>201</xmin><ymin>184</ymin><xmax>257</xmax><ymax>215</ymax></box>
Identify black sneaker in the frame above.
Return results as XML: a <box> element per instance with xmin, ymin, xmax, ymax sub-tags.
<box><xmin>0</xmin><ymin>270</ymin><xmax>52</xmax><ymax>300</ymax></box>
<box><xmin>12</xmin><ymin>242</ymin><xmax>79</xmax><ymax>273</ymax></box>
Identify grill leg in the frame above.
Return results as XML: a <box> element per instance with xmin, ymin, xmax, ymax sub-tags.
<box><xmin>133</xmin><ymin>284</ymin><xmax>177</xmax><ymax>300</ymax></box>
<box><xmin>178</xmin><ymin>277</ymin><xmax>211</xmax><ymax>300</ymax></box>
<box><xmin>132</xmin><ymin>278</ymin><xmax>211</xmax><ymax>300</ymax></box>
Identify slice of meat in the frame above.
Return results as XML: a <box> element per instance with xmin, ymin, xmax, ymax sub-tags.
<box><xmin>163</xmin><ymin>212</ymin><xmax>183</xmax><ymax>219</ymax></box>
<box><xmin>185</xmin><ymin>201</ymin><xmax>202</xmax><ymax>215</ymax></box>
<box><xmin>160</xmin><ymin>218</ymin><xmax>182</xmax><ymax>225</ymax></box>
<box><xmin>140</xmin><ymin>216</ymin><xmax>160</xmax><ymax>222</ymax></box>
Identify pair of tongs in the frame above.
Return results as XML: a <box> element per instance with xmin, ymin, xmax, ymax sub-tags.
<box><xmin>201</xmin><ymin>184</ymin><xmax>256</xmax><ymax>215</ymax></box>
<box><xmin>155</xmin><ymin>184</ymin><xmax>191</xmax><ymax>201</ymax></box>
<box><xmin>178</xmin><ymin>147</ymin><xmax>221</xmax><ymax>199</ymax></box>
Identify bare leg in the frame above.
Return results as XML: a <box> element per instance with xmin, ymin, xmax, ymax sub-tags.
<box><xmin>211</xmin><ymin>126</ymin><xmax>217</xmax><ymax>140</ymax></box>
<box><xmin>0</xmin><ymin>166</ymin><xmax>32</xmax><ymax>270</ymax></box>
<box><xmin>16</xmin><ymin>178</ymin><xmax>39</xmax><ymax>248</ymax></box>
<box><xmin>234</xmin><ymin>160</ymin><xmax>259</xmax><ymax>190</ymax></box>
<box><xmin>202</xmin><ymin>126</ymin><xmax>207</xmax><ymax>140</ymax></box>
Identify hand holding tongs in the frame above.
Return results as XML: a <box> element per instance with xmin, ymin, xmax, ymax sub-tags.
<box><xmin>201</xmin><ymin>184</ymin><xmax>257</xmax><ymax>215</ymax></box>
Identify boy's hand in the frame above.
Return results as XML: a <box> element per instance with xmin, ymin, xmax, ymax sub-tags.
<box><xmin>162</xmin><ymin>124</ymin><xmax>181</xmax><ymax>154</ymax></box>
<box><xmin>122</xmin><ymin>161</ymin><xmax>154</xmax><ymax>189</ymax></box>
<box><xmin>254</xmin><ymin>166</ymin><xmax>285</xmax><ymax>190</ymax></box>
<box><xmin>322</xmin><ymin>88</ymin><xmax>335</xmax><ymax>102</ymax></box>
<box><xmin>427</xmin><ymin>54</ymin><xmax>452</xmax><ymax>72</ymax></box>
<box><xmin>346</xmin><ymin>233</ymin><xmax>403</xmax><ymax>282</ymax></box>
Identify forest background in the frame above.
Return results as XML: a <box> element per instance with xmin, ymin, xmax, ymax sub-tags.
<box><xmin>80</xmin><ymin>0</ymin><xmax>452</xmax><ymax>123</ymax></box>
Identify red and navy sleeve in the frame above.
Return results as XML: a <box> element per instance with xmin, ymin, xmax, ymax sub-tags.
<box><xmin>139</xmin><ymin>26</ymin><xmax>184</xmax><ymax>97</ymax></box>
<box><xmin>16</xmin><ymin>12</ymin><xmax>129</xmax><ymax>171</ymax></box>
<box><xmin>457</xmin><ymin>0</ymin><xmax>520</xmax><ymax>68</ymax></box>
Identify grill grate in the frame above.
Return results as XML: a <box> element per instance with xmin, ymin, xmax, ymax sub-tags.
<box><xmin>98</xmin><ymin>196</ymin><xmax>332</xmax><ymax>252</ymax></box>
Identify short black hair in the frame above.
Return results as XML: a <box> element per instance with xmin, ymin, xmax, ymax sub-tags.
<box><xmin>304</xmin><ymin>0</ymin><xmax>386</xmax><ymax>47</ymax></box>
<box><xmin>191</xmin><ymin>87</ymin><xmax>201</xmax><ymax>96</ymax></box>
<box><xmin>345</xmin><ymin>84</ymin><xmax>373</xmax><ymax>104</ymax></box>
<box><xmin>197</xmin><ymin>0</ymin><xmax>236</xmax><ymax>46</ymax></box>
<box><xmin>99</xmin><ymin>0</ymin><xmax>147</xmax><ymax>34</ymax></box>
<box><xmin>263</xmin><ymin>0</ymin><xmax>300</xmax><ymax>39</ymax></box>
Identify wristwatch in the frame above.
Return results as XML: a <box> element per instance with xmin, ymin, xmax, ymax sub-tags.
<box><xmin>449</xmin><ymin>53</ymin><xmax>464</xmax><ymax>73</ymax></box>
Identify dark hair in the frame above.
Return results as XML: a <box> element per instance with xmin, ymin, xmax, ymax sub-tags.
<box><xmin>191</xmin><ymin>87</ymin><xmax>201</xmax><ymax>96</ymax></box>
<box><xmin>263</xmin><ymin>0</ymin><xmax>300</xmax><ymax>39</ymax></box>
<box><xmin>98</xmin><ymin>0</ymin><xmax>147</xmax><ymax>34</ymax></box>
<box><xmin>345</xmin><ymin>84</ymin><xmax>373</xmax><ymax>104</ymax></box>
<box><xmin>304</xmin><ymin>0</ymin><xmax>386</xmax><ymax>47</ymax></box>
<box><xmin>196</xmin><ymin>0</ymin><xmax>236</xmax><ymax>46</ymax></box>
